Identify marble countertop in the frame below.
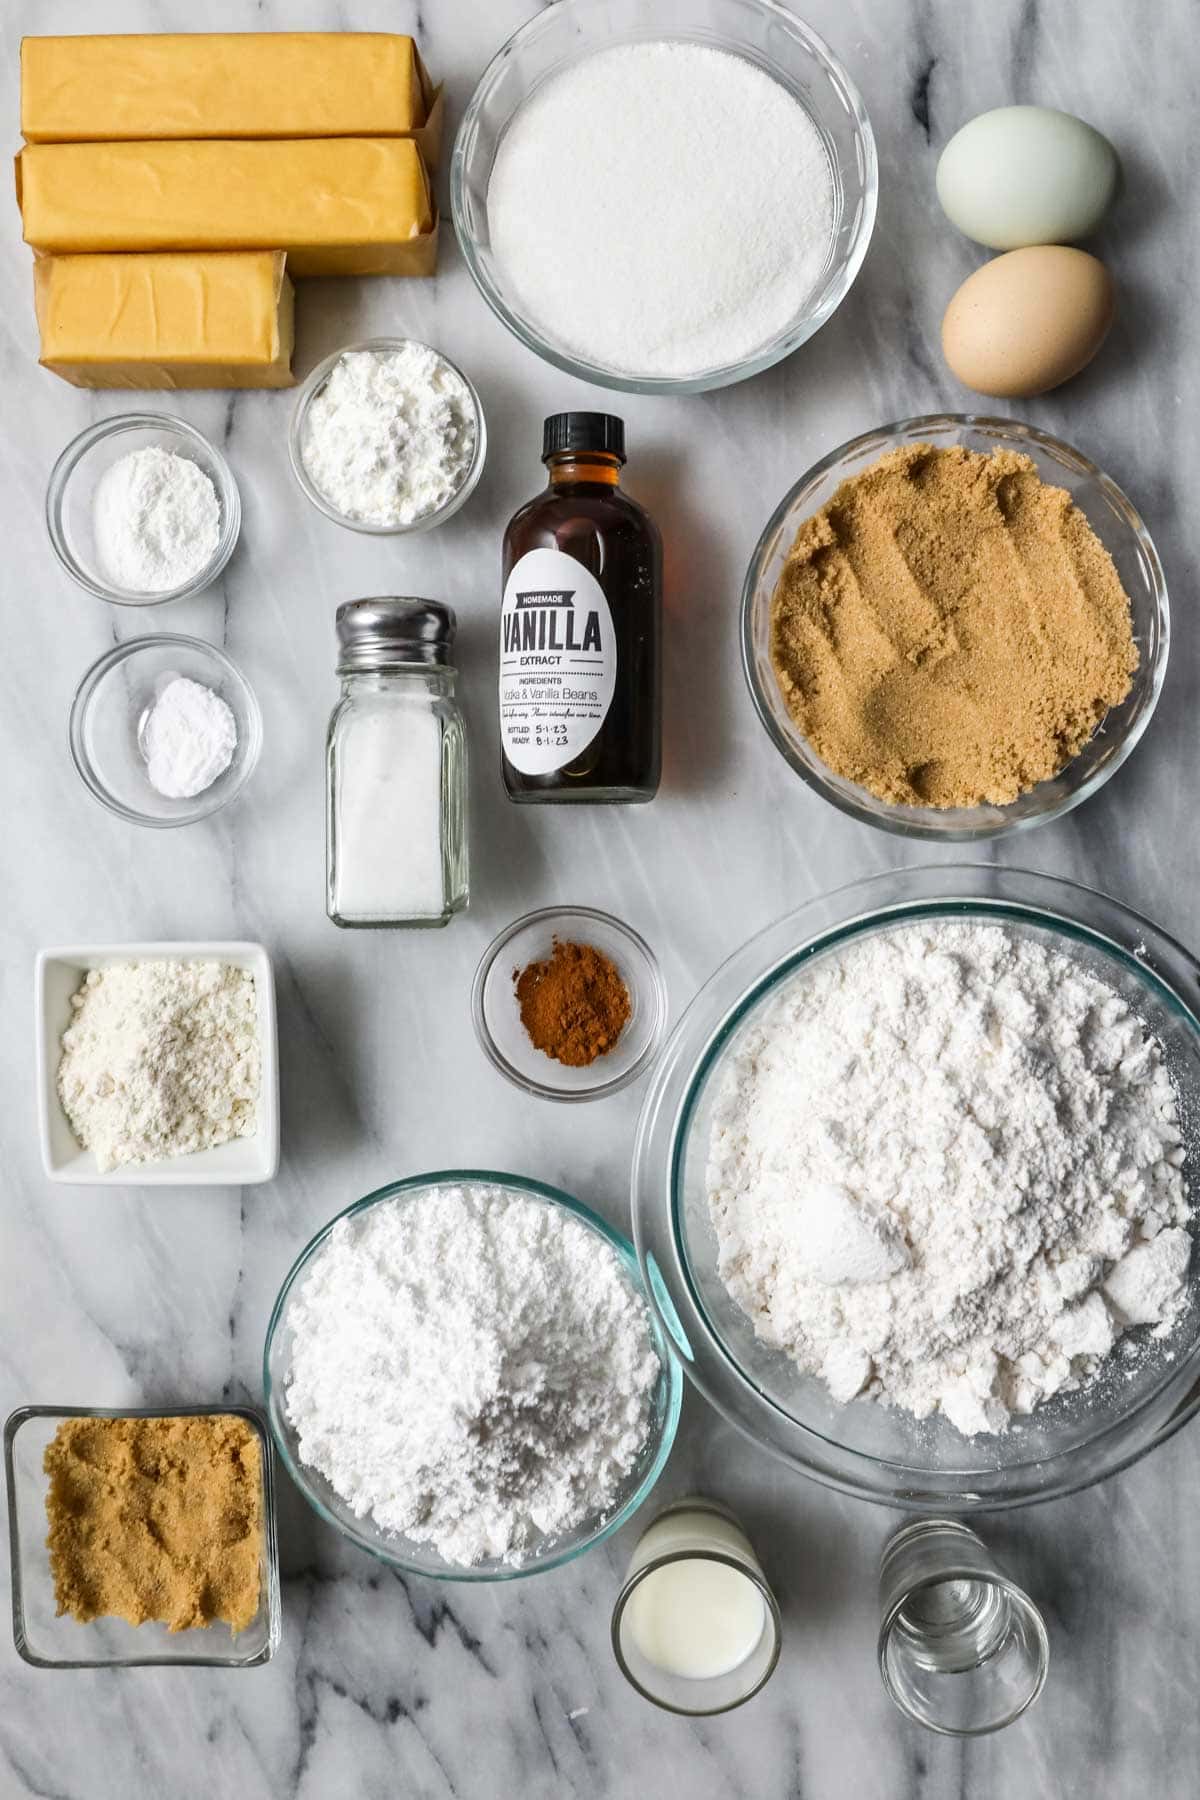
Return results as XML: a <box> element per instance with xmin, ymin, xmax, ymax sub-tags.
<box><xmin>3</xmin><ymin>1</ymin><xmax>1198</xmax><ymax>1795</ymax></box>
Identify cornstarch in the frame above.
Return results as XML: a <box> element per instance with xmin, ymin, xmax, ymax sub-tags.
<box><xmin>284</xmin><ymin>1183</ymin><xmax>661</xmax><ymax>1565</ymax></box>
<box><xmin>707</xmin><ymin>922</ymin><xmax>1191</xmax><ymax>1436</ymax></box>
<box><xmin>487</xmin><ymin>41</ymin><xmax>835</xmax><ymax>378</ymax></box>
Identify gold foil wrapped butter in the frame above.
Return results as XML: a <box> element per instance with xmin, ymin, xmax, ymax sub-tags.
<box><xmin>34</xmin><ymin>251</ymin><xmax>295</xmax><ymax>390</ymax></box>
<box><xmin>20</xmin><ymin>33</ymin><xmax>443</xmax><ymax>166</ymax></box>
<box><xmin>16</xmin><ymin>137</ymin><xmax>436</xmax><ymax>277</ymax></box>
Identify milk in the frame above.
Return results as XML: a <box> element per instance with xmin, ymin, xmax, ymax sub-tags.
<box><xmin>619</xmin><ymin>1501</ymin><xmax>770</xmax><ymax>1684</ymax></box>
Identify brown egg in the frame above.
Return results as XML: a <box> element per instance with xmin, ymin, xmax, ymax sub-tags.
<box><xmin>941</xmin><ymin>246</ymin><xmax>1115</xmax><ymax>398</ymax></box>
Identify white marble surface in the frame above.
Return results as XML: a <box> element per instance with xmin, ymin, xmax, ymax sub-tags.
<box><xmin>2</xmin><ymin>1</ymin><xmax>1199</xmax><ymax>1795</ymax></box>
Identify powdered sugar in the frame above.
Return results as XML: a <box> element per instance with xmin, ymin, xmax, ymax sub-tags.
<box><xmin>284</xmin><ymin>1183</ymin><xmax>661</xmax><ymax>1565</ymax></box>
<box><xmin>707</xmin><ymin>922</ymin><xmax>1191</xmax><ymax>1436</ymax></box>
<box><xmin>299</xmin><ymin>344</ymin><xmax>477</xmax><ymax>527</ymax></box>
<box><xmin>487</xmin><ymin>42</ymin><xmax>835</xmax><ymax>378</ymax></box>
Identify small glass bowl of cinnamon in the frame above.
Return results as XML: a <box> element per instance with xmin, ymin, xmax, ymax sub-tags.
<box><xmin>471</xmin><ymin>906</ymin><xmax>668</xmax><ymax>1101</ymax></box>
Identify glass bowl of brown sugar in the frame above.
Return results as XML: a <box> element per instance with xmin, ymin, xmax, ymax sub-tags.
<box><xmin>472</xmin><ymin>906</ymin><xmax>668</xmax><ymax>1101</ymax></box>
<box><xmin>742</xmin><ymin>414</ymin><xmax>1170</xmax><ymax>841</ymax></box>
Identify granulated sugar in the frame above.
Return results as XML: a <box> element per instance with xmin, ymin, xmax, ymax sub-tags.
<box><xmin>487</xmin><ymin>42</ymin><xmax>835</xmax><ymax>378</ymax></box>
<box><xmin>707</xmin><ymin>922</ymin><xmax>1191</xmax><ymax>1436</ymax></box>
<box><xmin>284</xmin><ymin>1183</ymin><xmax>661</xmax><ymax>1565</ymax></box>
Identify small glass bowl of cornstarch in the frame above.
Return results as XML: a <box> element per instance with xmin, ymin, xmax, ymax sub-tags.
<box><xmin>289</xmin><ymin>338</ymin><xmax>486</xmax><ymax>534</ymax></box>
<box><xmin>453</xmin><ymin>0</ymin><xmax>877</xmax><ymax>392</ymax></box>
<box><xmin>46</xmin><ymin>414</ymin><xmax>241</xmax><ymax>606</ymax></box>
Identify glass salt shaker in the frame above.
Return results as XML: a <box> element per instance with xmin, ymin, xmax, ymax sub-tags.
<box><xmin>326</xmin><ymin>597</ymin><xmax>468</xmax><ymax>928</ymax></box>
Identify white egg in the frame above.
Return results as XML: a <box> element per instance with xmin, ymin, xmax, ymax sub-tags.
<box><xmin>936</xmin><ymin>105</ymin><xmax>1119</xmax><ymax>250</ymax></box>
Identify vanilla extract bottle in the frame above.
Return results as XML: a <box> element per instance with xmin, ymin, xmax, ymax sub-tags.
<box><xmin>499</xmin><ymin>413</ymin><xmax>662</xmax><ymax>802</ymax></box>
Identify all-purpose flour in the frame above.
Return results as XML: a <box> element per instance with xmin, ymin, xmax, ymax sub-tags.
<box><xmin>57</xmin><ymin>961</ymin><xmax>260</xmax><ymax>1172</ymax></box>
<box><xmin>284</xmin><ymin>1184</ymin><xmax>661</xmax><ymax>1565</ymax></box>
<box><xmin>707</xmin><ymin>922</ymin><xmax>1191</xmax><ymax>1436</ymax></box>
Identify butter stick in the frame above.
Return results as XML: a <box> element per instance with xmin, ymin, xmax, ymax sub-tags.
<box><xmin>21</xmin><ymin>33</ymin><xmax>443</xmax><ymax>166</ymax></box>
<box><xmin>17</xmin><ymin>139</ymin><xmax>437</xmax><ymax>278</ymax></box>
<box><xmin>34</xmin><ymin>251</ymin><xmax>295</xmax><ymax>390</ymax></box>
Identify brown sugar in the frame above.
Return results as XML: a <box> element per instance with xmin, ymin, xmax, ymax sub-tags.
<box><xmin>44</xmin><ymin>1414</ymin><xmax>263</xmax><ymax>1634</ymax></box>
<box><xmin>515</xmin><ymin>939</ymin><xmax>632</xmax><ymax>1067</ymax></box>
<box><xmin>768</xmin><ymin>443</ymin><xmax>1138</xmax><ymax>808</ymax></box>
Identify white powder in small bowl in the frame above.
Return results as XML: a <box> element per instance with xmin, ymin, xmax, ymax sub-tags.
<box><xmin>299</xmin><ymin>344</ymin><xmax>478</xmax><ymax>528</ymax></box>
<box><xmin>92</xmin><ymin>446</ymin><xmax>221</xmax><ymax>593</ymax></box>
<box><xmin>139</xmin><ymin>675</ymin><xmax>237</xmax><ymax>800</ymax></box>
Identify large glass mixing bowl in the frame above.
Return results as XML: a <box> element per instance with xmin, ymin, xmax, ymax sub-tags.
<box><xmin>632</xmin><ymin>867</ymin><xmax>1200</xmax><ymax>1510</ymax></box>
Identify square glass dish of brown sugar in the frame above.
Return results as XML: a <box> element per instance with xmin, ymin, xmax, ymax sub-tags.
<box><xmin>4</xmin><ymin>1404</ymin><xmax>280</xmax><ymax>1668</ymax></box>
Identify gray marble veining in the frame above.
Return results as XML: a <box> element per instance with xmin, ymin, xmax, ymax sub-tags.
<box><xmin>2</xmin><ymin>1</ymin><xmax>1199</xmax><ymax>1795</ymax></box>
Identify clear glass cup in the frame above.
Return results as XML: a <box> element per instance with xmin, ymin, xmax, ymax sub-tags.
<box><xmin>878</xmin><ymin>1520</ymin><xmax>1049</xmax><ymax>1735</ymax></box>
<box><xmin>452</xmin><ymin>0</ymin><xmax>877</xmax><ymax>394</ymax></box>
<box><xmin>611</xmin><ymin>1497</ymin><xmax>782</xmax><ymax>1714</ymax></box>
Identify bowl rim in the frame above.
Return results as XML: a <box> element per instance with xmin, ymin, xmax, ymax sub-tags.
<box><xmin>450</xmin><ymin>0</ymin><xmax>878</xmax><ymax>395</ymax></box>
<box><xmin>45</xmin><ymin>411</ymin><xmax>241</xmax><ymax>607</ymax></box>
<box><xmin>741</xmin><ymin>412</ymin><xmax>1171</xmax><ymax>841</ymax></box>
<box><xmin>67</xmin><ymin>631</ymin><xmax>262</xmax><ymax>829</ymax></box>
<box><xmin>263</xmin><ymin>1168</ymin><xmax>683</xmax><ymax>1580</ymax></box>
<box><xmin>287</xmin><ymin>336</ymin><xmax>487</xmax><ymax>535</ymax></box>
<box><xmin>470</xmin><ymin>905</ymin><xmax>669</xmax><ymax>1102</ymax></box>
<box><xmin>5</xmin><ymin>1401</ymin><xmax>280</xmax><ymax>1668</ymax></box>
<box><xmin>632</xmin><ymin>862</ymin><xmax>1200</xmax><ymax>1511</ymax></box>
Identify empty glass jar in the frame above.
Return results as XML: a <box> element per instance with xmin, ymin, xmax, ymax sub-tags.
<box><xmin>326</xmin><ymin>597</ymin><xmax>468</xmax><ymax>928</ymax></box>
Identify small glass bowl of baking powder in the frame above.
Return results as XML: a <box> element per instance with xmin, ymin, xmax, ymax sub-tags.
<box><xmin>288</xmin><ymin>337</ymin><xmax>487</xmax><ymax>535</ymax></box>
<box><xmin>46</xmin><ymin>414</ymin><xmax>241</xmax><ymax>606</ymax></box>
<box><xmin>69</xmin><ymin>635</ymin><xmax>262</xmax><ymax>828</ymax></box>
<box><xmin>472</xmin><ymin>905</ymin><xmax>669</xmax><ymax>1101</ymax></box>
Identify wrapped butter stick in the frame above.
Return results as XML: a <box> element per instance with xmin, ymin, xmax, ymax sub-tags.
<box><xmin>34</xmin><ymin>251</ymin><xmax>295</xmax><ymax>391</ymax></box>
<box><xmin>20</xmin><ymin>33</ymin><xmax>443</xmax><ymax>167</ymax></box>
<box><xmin>16</xmin><ymin>138</ymin><xmax>437</xmax><ymax>278</ymax></box>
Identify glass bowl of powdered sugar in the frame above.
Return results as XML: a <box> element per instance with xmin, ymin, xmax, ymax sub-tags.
<box><xmin>633</xmin><ymin>865</ymin><xmax>1200</xmax><ymax>1512</ymax></box>
<box><xmin>264</xmin><ymin>1171</ymin><xmax>682</xmax><ymax>1581</ymax></box>
<box><xmin>46</xmin><ymin>414</ymin><xmax>240</xmax><ymax>605</ymax></box>
<box><xmin>69</xmin><ymin>634</ymin><xmax>261</xmax><ymax>827</ymax></box>
<box><xmin>453</xmin><ymin>0</ymin><xmax>876</xmax><ymax>393</ymax></box>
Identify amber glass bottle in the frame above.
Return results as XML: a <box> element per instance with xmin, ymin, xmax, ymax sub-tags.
<box><xmin>500</xmin><ymin>413</ymin><xmax>661</xmax><ymax>803</ymax></box>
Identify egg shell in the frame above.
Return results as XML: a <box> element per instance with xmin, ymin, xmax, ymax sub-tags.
<box><xmin>941</xmin><ymin>246</ymin><xmax>1115</xmax><ymax>399</ymax></box>
<box><xmin>937</xmin><ymin>105</ymin><xmax>1120</xmax><ymax>250</ymax></box>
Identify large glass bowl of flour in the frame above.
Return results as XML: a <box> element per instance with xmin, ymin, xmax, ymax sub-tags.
<box><xmin>452</xmin><ymin>0</ymin><xmax>876</xmax><ymax>393</ymax></box>
<box><xmin>632</xmin><ymin>865</ymin><xmax>1200</xmax><ymax>1510</ymax></box>
<box><xmin>264</xmin><ymin>1171</ymin><xmax>682</xmax><ymax>1579</ymax></box>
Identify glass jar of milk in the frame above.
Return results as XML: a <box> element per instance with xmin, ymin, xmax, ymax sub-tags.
<box><xmin>611</xmin><ymin>1497</ymin><xmax>781</xmax><ymax>1714</ymax></box>
<box><xmin>327</xmin><ymin>598</ymin><xmax>468</xmax><ymax>928</ymax></box>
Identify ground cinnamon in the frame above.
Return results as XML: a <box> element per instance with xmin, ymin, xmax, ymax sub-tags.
<box><xmin>515</xmin><ymin>939</ymin><xmax>632</xmax><ymax>1067</ymax></box>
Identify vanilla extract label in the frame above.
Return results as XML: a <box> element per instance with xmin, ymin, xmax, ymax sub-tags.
<box><xmin>500</xmin><ymin>547</ymin><xmax>617</xmax><ymax>775</ymax></box>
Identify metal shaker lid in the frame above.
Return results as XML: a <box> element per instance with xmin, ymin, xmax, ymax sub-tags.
<box><xmin>335</xmin><ymin>597</ymin><xmax>457</xmax><ymax>672</ymax></box>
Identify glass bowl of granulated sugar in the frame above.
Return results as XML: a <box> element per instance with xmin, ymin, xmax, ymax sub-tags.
<box><xmin>452</xmin><ymin>0</ymin><xmax>876</xmax><ymax>393</ymax></box>
<box><xmin>264</xmin><ymin>1171</ymin><xmax>682</xmax><ymax>1581</ymax></box>
<box><xmin>632</xmin><ymin>864</ymin><xmax>1200</xmax><ymax>1512</ymax></box>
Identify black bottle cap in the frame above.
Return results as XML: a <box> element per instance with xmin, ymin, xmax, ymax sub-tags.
<box><xmin>542</xmin><ymin>412</ymin><xmax>626</xmax><ymax>464</ymax></box>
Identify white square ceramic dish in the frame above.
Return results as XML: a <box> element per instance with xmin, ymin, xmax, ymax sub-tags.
<box><xmin>36</xmin><ymin>942</ymin><xmax>279</xmax><ymax>1185</ymax></box>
